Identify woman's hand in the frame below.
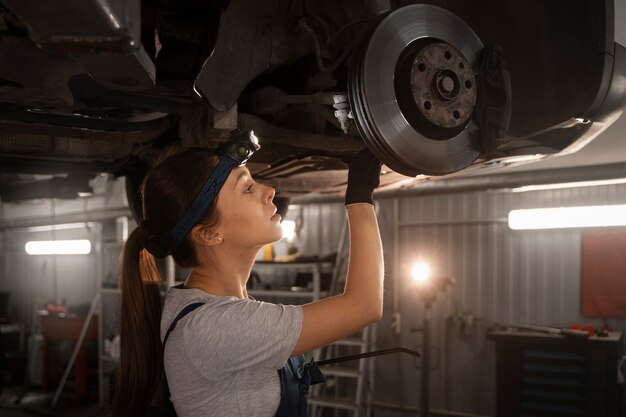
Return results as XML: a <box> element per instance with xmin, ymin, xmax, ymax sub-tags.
<box><xmin>345</xmin><ymin>148</ymin><xmax>382</xmax><ymax>206</ymax></box>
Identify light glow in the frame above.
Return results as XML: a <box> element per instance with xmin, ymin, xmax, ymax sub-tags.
<box><xmin>25</xmin><ymin>240</ymin><xmax>92</xmax><ymax>255</ymax></box>
<box><xmin>508</xmin><ymin>205</ymin><xmax>626</xmax><ymax>230</ymax></box>
<box><xmin>25</xmin><ymin>222</ymin><xmax>93</xmax><ymax>232</ymax></box>
<box><xmin>410</xmin><ymin>261</ymin><xmax>431</xmax><ymax>284</ymax></box>
<box><xmin>280</xmin><ymin>220</ymin><xmax>296</xmax><ymax>241</ymax></box>
<box><xmin>512</xmin><ymin>178</ymin><xmax>626</xmax><ymax>193</ymax></box>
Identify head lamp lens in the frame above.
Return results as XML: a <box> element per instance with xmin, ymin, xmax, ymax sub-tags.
<box><xmin>219</xmin><ymin>130</ymin><xmax>261</xmax><ymax>166</ymax></box>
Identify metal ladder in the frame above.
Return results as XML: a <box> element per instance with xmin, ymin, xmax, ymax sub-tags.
<box><xmin>309</xmin><ymin>325</ymin><xmax>377</xmax><ymax>417</ymax></box>
<box><xmin>309</xmin><ymin>217</ymin><xmax>378</xmax><ymax>417</ymax></box>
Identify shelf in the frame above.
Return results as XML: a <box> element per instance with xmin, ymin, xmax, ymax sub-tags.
<box><xmin>254</xmin><ymin>261</ymin><xmax>333</xmax><ymax>268</ymax></box>
<box><xmin>319</xmin><ymin>366</ymin><xmax>361</xmax><ymax>378</ymax></box>
<box><xmin>332</xmin><ymin>337</ymin><xmax>366</xmax><ymax>347</ymax></box>
<box><xmin>100</xmin><ymin>355</ymin><xmax>120</xmax><ymax>364</ymax></box>
<box><xmin>248</xmin><ymin>290</ymin><xmax>328</xmax><ymax>298</ymax></box>
<box><xmin>250</xmin><ymin>260</ymin><xmax>331</xmax><ymax>302</ymax></box>
<box><xmin>309</xmin><ymin>396</ymin><xmax>358</xmax><ymax>410</ymax></box>
<box><xmin>103</xmin><ymin>241</ymin><xmax>124</xmax><ymax>249</ymax></box>
<box><xmin>101</xmin><ymin>287</ymin><xmax>121</xmax><ymax>295</ymax></box>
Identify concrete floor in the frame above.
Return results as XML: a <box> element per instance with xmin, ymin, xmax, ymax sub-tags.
<box><xmin>0</xmin><ymin>388</ymin><xmax>109</xmax><ymax>417</ymax></box>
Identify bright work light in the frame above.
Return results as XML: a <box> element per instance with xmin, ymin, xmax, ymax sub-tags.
<box><xmin>410</xmin><ymin>261</ymin><xmax>431</xmax><ymax>284</ymax></box>
<box><xmin>25</xmin><ymin>240</ymin><xmax>92</xmax><ymax>255</ymax></box>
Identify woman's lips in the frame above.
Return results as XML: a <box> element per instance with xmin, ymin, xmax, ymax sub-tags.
<box><xmin>271</xmin><ymin>213</ymin><xmax>282</xmax><ymax>221</ymax></box>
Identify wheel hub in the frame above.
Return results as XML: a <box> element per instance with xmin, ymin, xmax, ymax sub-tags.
<box><xmin>410</xmin><ymin>43</ymin><xmax>477</xmax><ymax>129</ymax></box>
<box><xmin>348</xmin><ymin>5</ymin><xmax>484</xmax><ymax>176</ymax></box>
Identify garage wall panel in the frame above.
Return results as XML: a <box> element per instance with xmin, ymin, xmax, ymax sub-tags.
<box><xmin>294</xmin><ymin>183</ymin><xmax>626</xmax><ymax>417</ymax></box>
<box><xmin>296</xmin><ymin>203</ymin><xmax>346</xmax><ymax>257</ymax></box>
<box><xmin>0</xmin><ymin>227</ymin><xmax>99</xmax><ymax>327</ymax></box>
<box><xmin>0</xmin><ymin>177</ymin><xmax>127</xmax><ymax>328</ymax></box>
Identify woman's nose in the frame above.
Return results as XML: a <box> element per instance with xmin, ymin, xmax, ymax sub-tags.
<box><xmin>264</xmin><ymin>184</ymin><xmax>276</xmax><ymax>203</ymax></box>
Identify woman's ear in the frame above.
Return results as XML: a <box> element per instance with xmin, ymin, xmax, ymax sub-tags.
<box><xmin>191</xmin><ymin>225</ymin><xmax>223</xmax><ymax>246</ymax></box>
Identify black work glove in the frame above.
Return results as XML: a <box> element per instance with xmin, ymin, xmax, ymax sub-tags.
<box><xmin>345</xmin><ymin>148</ymin><xmax>382</xmax><ymax>206</ymax></box>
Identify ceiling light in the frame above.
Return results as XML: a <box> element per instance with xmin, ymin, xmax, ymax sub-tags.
<box><xmin>508</xmin><ymin>205</ymin><xmax>626</xmax><ymax>230</ymax></box>
<box><xmin>512</xmin><ymin>178</ymin><xmax>626</xmax><ymax>193</ymax></box>
<box><xmin>25</xmin><ymin>240</ymin><xmax>92</xmax><ymax>255</ymax></box>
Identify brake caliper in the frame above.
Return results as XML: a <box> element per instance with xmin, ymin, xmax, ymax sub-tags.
<box><xmin>474</xmin><ymin>45</ymin><xmax>513</xmax><ymax>155</ymax></box>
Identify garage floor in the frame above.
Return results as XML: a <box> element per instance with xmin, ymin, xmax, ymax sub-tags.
<box><xmin>0</xmin><ymin>388</ymin><xmax>108</xmax><ymax>417</ymax></box>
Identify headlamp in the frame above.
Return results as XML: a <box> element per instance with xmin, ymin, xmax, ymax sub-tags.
<box><xmin>218</xmin><ymin>130</ymin><xmax>260</xmax><ymax>166</ymax></box>
<box><xmin>145</xmin><ymin>130</ymin><xmax>261</xmax><ymax>258</ymax></box>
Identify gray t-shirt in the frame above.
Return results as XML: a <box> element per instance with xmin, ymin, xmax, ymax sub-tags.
<box><xmin>160</xmin><ymin>286</ymin><xmax>303</xmax><ymax>417</ymax></box>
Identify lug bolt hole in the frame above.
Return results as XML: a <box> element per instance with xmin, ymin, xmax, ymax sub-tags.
<box><xmin>465</xmin><ymin>80</ymin><xmax>472</xmax><ymax>89</ymax></box>
<box><xmin>453</xmin><ymin>110</ymin><xmax>460</xmax><ymax>119</ymax></box>
<box><xmin>418</xmin><ymin>63</ymin><xmax>426</xmax><ymax>72</ymax></box>
<box><xmin>444</xmin><ymin>51</ymin><xmax>452</xmax><ymax>60</ymax></box>
<box><xmin>424</xmin><ymin>101</ymin><xmax>432</xmax><ymax>110</ymax></box>
<box><xmin>459</xmin><ymin>62</ymin><xmax>465</xmax><ymax>70</ymax></box>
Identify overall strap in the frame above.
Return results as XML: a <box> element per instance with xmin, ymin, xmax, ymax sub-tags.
<box><xmin>159</xmin><ymin>302</ymin><xmax>205</xmax><ymax>417</ymax></box>
<box><xmin>163</xmin><ymin>302</ymin><xmax>205</xmax><ymax>347</ymax></box>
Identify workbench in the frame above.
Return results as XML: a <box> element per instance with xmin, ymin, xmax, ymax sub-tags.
<box><xmin>488</xmin><ymin>330</ymin><xmax>623</xmax><ymax>417</ymax></box>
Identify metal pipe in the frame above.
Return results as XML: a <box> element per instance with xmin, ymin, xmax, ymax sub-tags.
<box><xmin>442</xmin><ymin>313</ymin><xmax>448</xmax><ymax>409</ymax></box>
<box><xmin>95</xmin><ymin>223</ymin><xmax>104</xmax><ymax>407</ymax></box>
<box><xmin>421</xmin><ymin>307</ymin><xmax>431</xmax><ymax>417</ymax></box>
<box><xmin>398</xmin><ymin>218</ymin><xmax>507</xmax><ymax>227</ymax></box>
<box><xmin>316</xmin><ymin>347</ymin><xmax>420</xmax><ymax>366</ymax></box>
<box><xmin>292</xmin><ymin>162</ymin><xmax>626</xmax><ymax>205</ymax></box>
<box><xmin>372</xmin><ymin>401</ymin><xmax>487</xmax><ymax>417</ymax></box>
<box><xmin>165</xmin><ymin>256</ymin><xmax>176</xmax><ymax>288</ymax></box>
<box><xmin>393</xmin><ymin>197</ymin><xmax>400</xmax><ymax>332</ymax></box>
<box><xmin>51</xmin><ymin>292</ymin><xmax>101</xmax><ymax>408</ymax></box>
<box><xmin>0</xmin><ymin>207</ymin><xmax>131</xmax><ymax>230</ymax></box>
<box><xmin>378</xmin><ymin>161</ymin><xmax>626</xmax><ymax>197</ymax></box>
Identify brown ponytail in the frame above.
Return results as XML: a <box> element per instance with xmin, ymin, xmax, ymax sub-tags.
<box><xmin>112</xmin><ymin>226</ymin><xmax>163</xmax><ymax>417</ymax></box>
<box><xmin>111</xmin><ymin>147</ymin><xmax>221</xmax><ymax>417</ymax></box>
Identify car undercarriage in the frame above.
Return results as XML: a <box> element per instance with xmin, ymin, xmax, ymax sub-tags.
<box><xmin>0</xmin><ymin>0</ymin><xmax>624</xmax><ymax>201</ymax></box>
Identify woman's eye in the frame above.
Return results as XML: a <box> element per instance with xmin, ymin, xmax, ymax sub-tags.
<box><xmin>246</xmin><ymin>184</ymin><xmax>254</xmax><ymax>193</ymax></box>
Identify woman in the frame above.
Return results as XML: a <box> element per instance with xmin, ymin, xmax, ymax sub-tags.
<box><xmin>112</xmin><ymin>131</ymin><xmax>384</xmax><ymax>417</ymax></box>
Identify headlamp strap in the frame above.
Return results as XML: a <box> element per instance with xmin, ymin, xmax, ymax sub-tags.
<box><xmin>145</xmin><ymin>130</ymin><xmax>260</xmax><ymax>258</ymax></box>
<box><xmin>169</xmin><ymin>156</ymin><xmax>235</xmax><ymax>244</ymax></box>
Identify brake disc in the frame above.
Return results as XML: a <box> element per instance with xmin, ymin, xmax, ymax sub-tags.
<box><xmin>349</xmin><ymin>4</ymin><xmax>484</xmax><ymax>176</ymax></box>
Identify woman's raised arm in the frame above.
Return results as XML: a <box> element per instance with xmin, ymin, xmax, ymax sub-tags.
<box><xmin>292</xmin><ymin>149</ymin><xmax>383</xmax><ymax>356</ymax></box>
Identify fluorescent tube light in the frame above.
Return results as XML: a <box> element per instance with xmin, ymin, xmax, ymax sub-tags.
<box><xmin>512</xmin><ymin>178</ymin><xmax>626</xmax><ymax>193</ymax></box>
<box><xmin>508</xmin><ymin>205</ymin><xmax>626</xmax><ymax>230</ymax></box>
<box><xmin>25</xmin><ymin>239</ymin><xmax>92</xmax><ymax>255</ymax></box>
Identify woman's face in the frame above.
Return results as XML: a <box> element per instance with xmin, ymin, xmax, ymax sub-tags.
<box><xmin>214</xmin><ymin>166</ymin><xmax>283</xmax><ymax>247</ymax></box>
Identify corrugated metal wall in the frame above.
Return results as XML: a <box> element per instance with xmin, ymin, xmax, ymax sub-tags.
<box><xmin>2</xmin><ymin>226</ymin><xmax>99</xmax><ymax>331</ymax></box>
<box><xmin>2</xmin><ymin>175</ymin><xmax>626</xmax><ymax>416</ymax></box>
<box><xmin>0</xmin><ymin>176</ymin><xmax>128</xmax><ymax>329</ymax></box>
<box><xmin>293</xmin><ymin>183</ymin><xmax>626</xmax><ymax>417</ymax></box>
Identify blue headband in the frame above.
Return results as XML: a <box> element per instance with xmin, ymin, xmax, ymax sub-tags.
<box><xmin>144</xmin><ymin>130</ymin><xmax>260</xmax><ymax>258</ymax></box>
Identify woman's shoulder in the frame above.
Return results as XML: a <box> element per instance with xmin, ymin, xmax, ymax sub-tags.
<box><xmin>160</xmin><ymin>286</ymin><xmax>228</xmax><ymax>337</ymax></box>
<box><xmin>162</xmin><ymin>286</ymin><xmax>302</xmax><ymax>335</ymax></box>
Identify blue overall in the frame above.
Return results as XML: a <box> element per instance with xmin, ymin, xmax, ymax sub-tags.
<box><xmin>160</xmin><ymin>302</ymin><xmax>324</xmax><ymax>417</ymax></box>
<box><xmin>274</xmin><ymin>353</ymin><xmax>325</xmax><ymax>417</ymax></box>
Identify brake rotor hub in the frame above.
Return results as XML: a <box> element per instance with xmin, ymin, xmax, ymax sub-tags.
<box><xmin>348</xmin><ymin>4</ymin><xmax>484</xmax><ymax>176</ymax></box>
<box><xmin>411</xmin><ymin>43</ymin><xmax>476</xmax><ymax>128</ymax></box>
